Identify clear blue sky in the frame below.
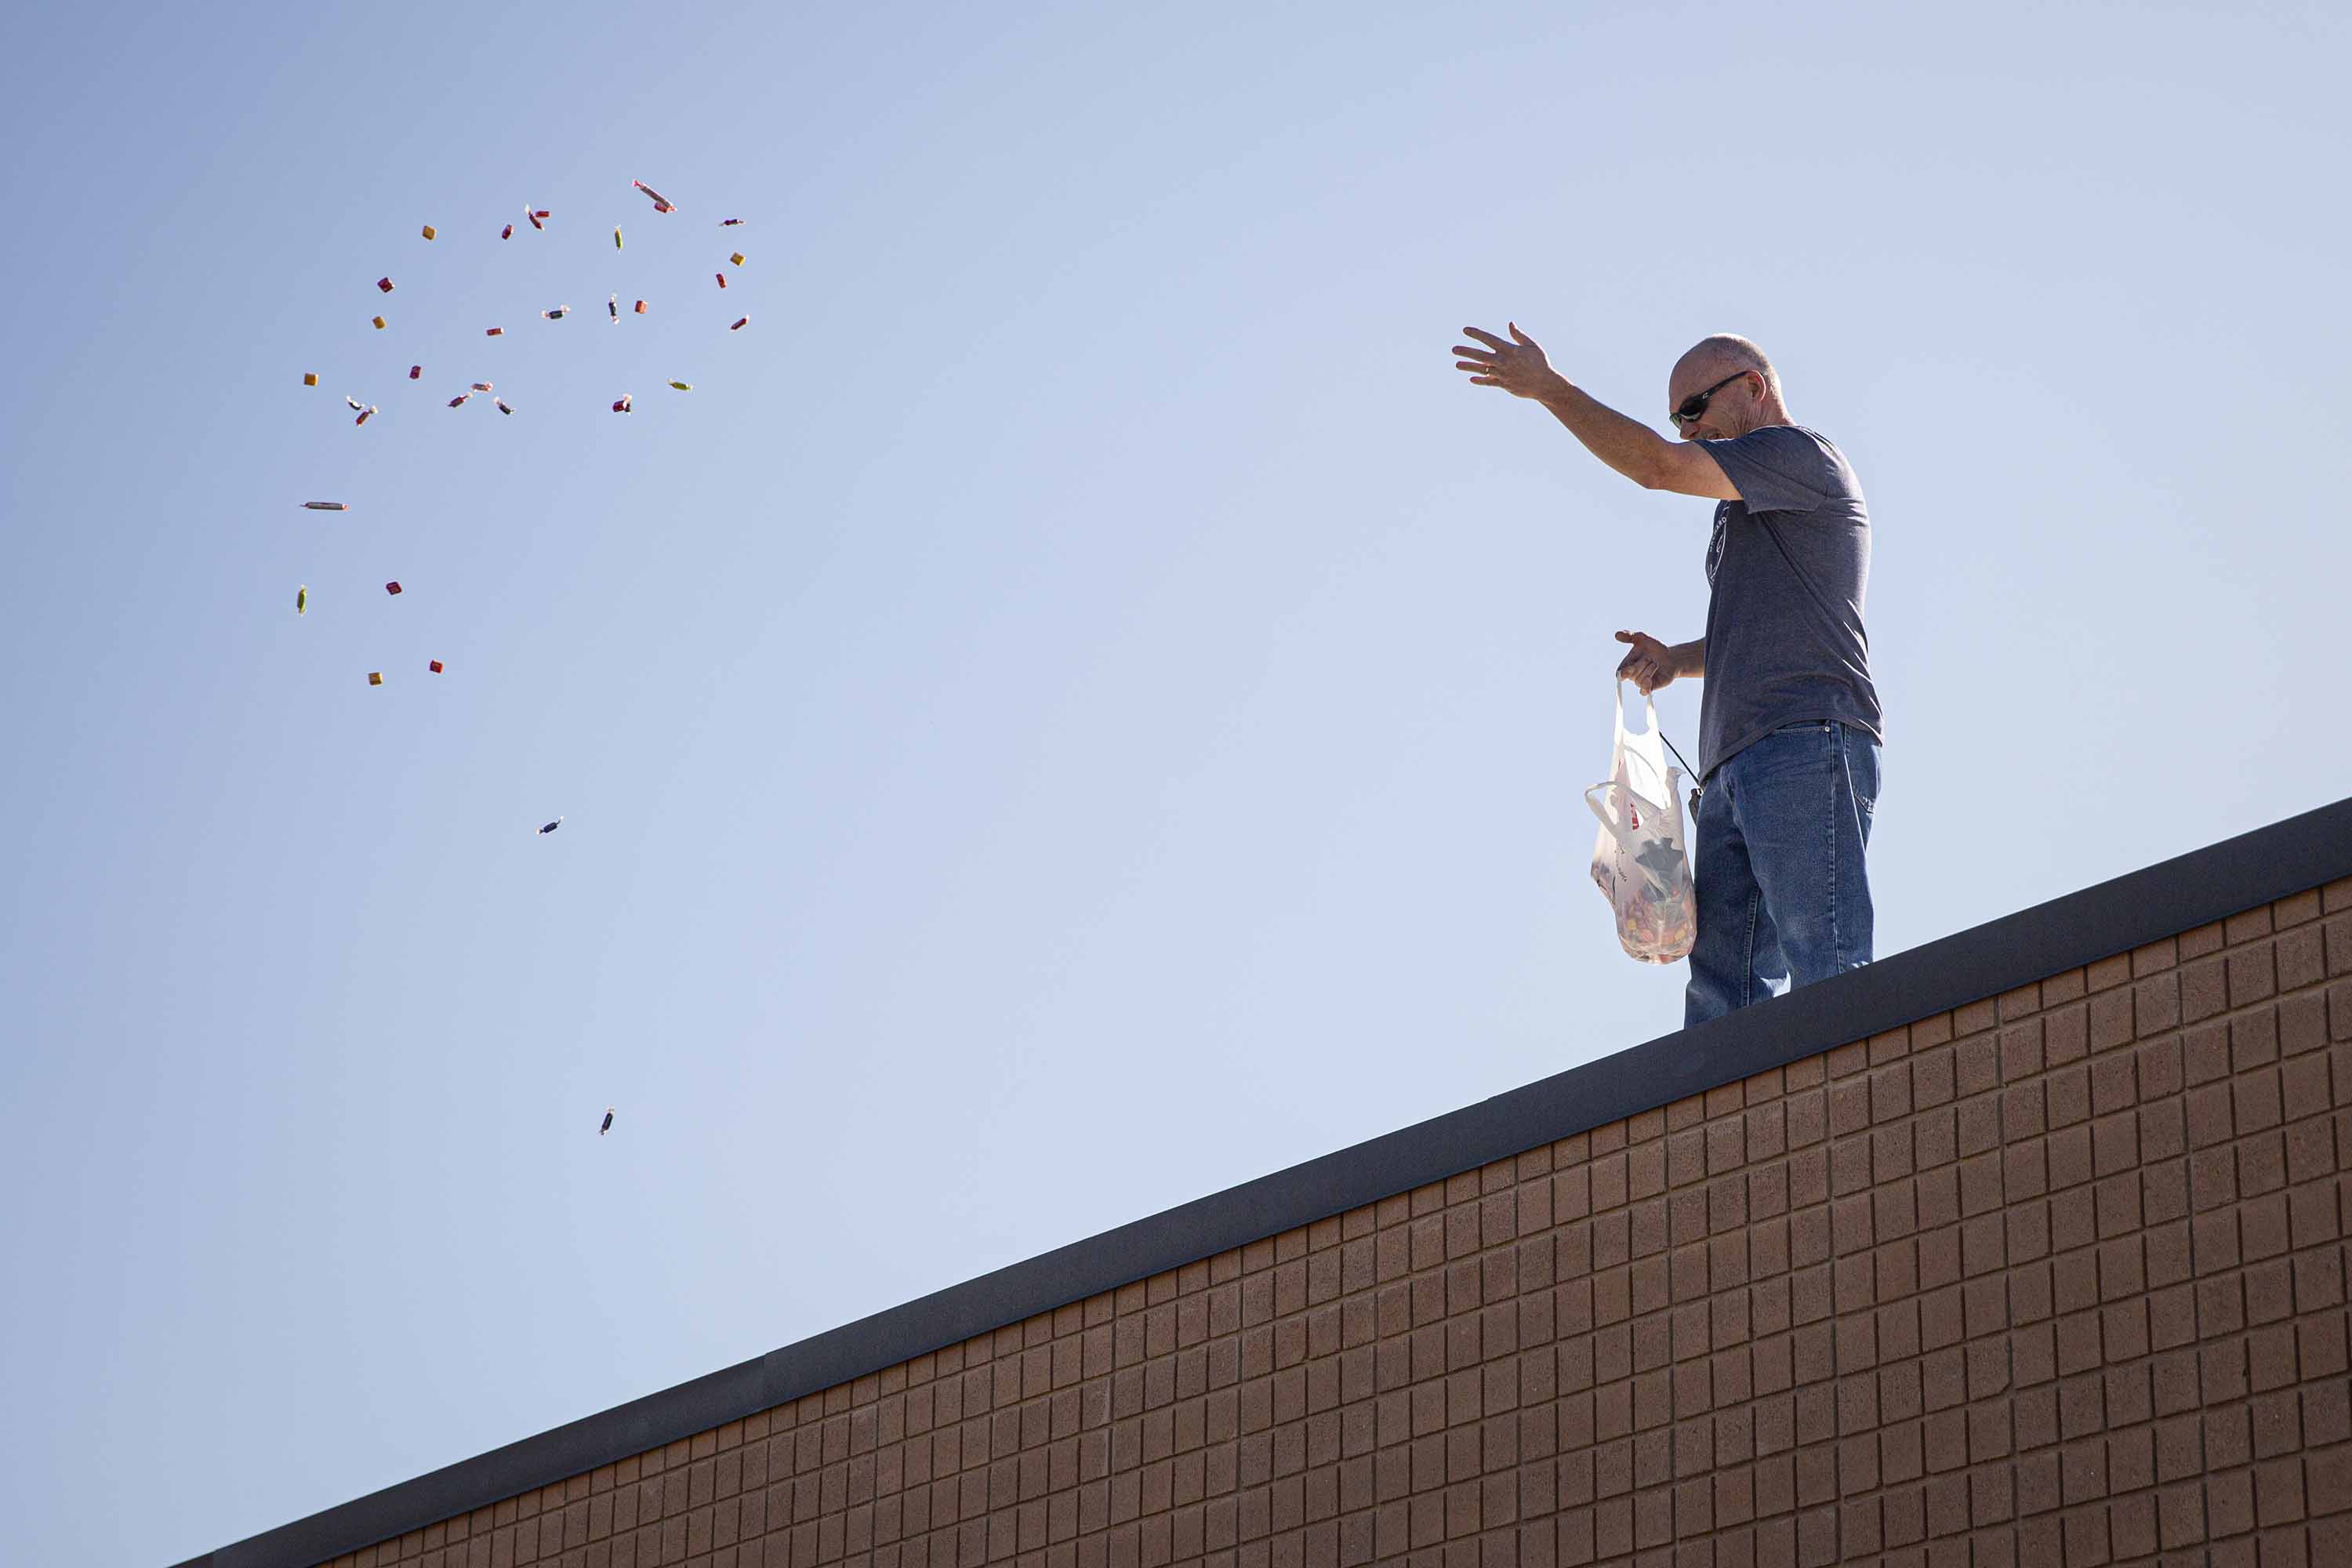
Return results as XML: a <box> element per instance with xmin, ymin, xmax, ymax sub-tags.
<box><xmin>4</xmin><ymin>3</ymin><xmax>2346</xmax><ymax>1563</ymax></box>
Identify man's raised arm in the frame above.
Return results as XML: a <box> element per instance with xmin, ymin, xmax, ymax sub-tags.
<box><xmin>1454</xmin><ymin>324</ymin><xmax>1738</xmax><ymax>501</ymax></box>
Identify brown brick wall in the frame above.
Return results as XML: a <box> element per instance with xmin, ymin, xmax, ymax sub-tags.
<box><xmin>325</xmin><ymin>879</ymin><xmax>2352</xmax><ymax>1568</ymax></box>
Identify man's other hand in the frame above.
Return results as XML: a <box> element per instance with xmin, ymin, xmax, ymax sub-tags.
<box><xmin>1615</xmin><ymin>630</ymin><xmax>1675</xmax><ymax>693</ymax></box>
<box><xmin>1454</xmin><ymin>323</ymin><xmax>1560</xmax><ymax>399</ymax></box>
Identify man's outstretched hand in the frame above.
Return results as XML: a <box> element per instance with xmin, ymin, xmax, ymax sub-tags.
<box><xmin>1615</xmin><ymin>630</ymin><xmax>1676</xmax><ymax>694</ymax></box>
<box><xmin>1454</xmin><ymin>324</ymin><xmax>1562</xmax><ymax>400</ymax></box>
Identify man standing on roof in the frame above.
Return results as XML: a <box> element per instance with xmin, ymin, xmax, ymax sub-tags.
<box><xmin>1452</xmin><ymin>325</ymin><xmax>1883</xmax><ymax>1026</ymax></box>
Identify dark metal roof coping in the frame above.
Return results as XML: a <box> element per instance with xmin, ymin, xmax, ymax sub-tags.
<box><xmin>172</xmin><ymin>795</ymin><xmax>2352</xmax><ymax>1568</ymax></box>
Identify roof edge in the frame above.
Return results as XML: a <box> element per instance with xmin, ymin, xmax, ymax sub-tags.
<box><xmin>185</xmin><ymin>796</ymin><xmax>2352</xmax><ymax>1568</ymax></box>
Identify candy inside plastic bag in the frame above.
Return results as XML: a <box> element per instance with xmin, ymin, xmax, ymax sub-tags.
<box><xmin>1584</xmin><ymin>681</ymin><xmax>1697</xmax><ymax>964</ymax></box>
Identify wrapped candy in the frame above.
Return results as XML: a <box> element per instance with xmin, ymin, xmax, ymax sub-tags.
<box><xmin>354</xmin><ymin>405</ymin><xmax>376</xmax><ymax>426</ymax></box>
<box><xmin>668</xmin><ymin>380</ymin><xmax>691</xmax><ymax>390</ymax></box>
<box><xmin>345</xmin><ymin>396</ymin><xmax>366</xmax><ymax>411</ymax></box>
<box><xmin>720</xmin><ymin>217</ymin><xmax>744</xmax><ymax>227</ymax></box>
<box><xmin>608</xmin><ymin>294</ymin><xmax>618</xmax><ymax>323</ymax></box>
<box><xmin>448</xmin><ymin>393</ymin><xmax>470</xmax><ymax>407</ymax></box>
<box><xmin>296</xmin><ymin>586</ymin><xmax>307</xmax><ymax>615</ymax></box>
<box><xmin>428</xmin><ymin>659</ymin><xmax>444</xmax><ymax>673</ymax></box>
<box><xmin>303</xmin><ymin>501</ymin><xmax>348</xmax><ymax>511</ymax></box>
<box><xmin>420</xmin><ymin>224</ymin><xmax>436</xmax><ymax>241</ymax></box>
<box><xmin>633</xmin><ymin>299</ymin><xmax>647</xmax><ymax>314</ymax></box>
<box><xmin>485</xmin><ymin>327</ymin><xmax>504</xmax><ymax>336</ymax></box>
<box><xmin>538</xmin><ymin>817</ymin><xmax>563</xmax><ymax>834</ymax></box>
<box><xmin>385</xmin><ymin>581</ymin><xmax>402</xmax><ymax>595</ymax></box>
<box><xmin>525</xmin><ymin>206</ymin><xmax>546</xmax><ymax>231</ymax></box>
<box><xmin>372</xmin><ymin>315</ymin><xmax>387</xmax><ymax>329</ymax></box>
<box><xmin>540</xmin><ymin>304</ymin><xmax>569</xmax><ymax>319</ymax></box>
<box><xmin>303</xmin><ymin>372</ymin><xmax>318</xmax><ymax>387</ymax></box>
<box><xmin>729</xmin><ymin>316</ymin><xmax>748</xmax><ymax>330</ymax></box>
<box><xmin>377</xmin><ymin>277</ymin><xmax>394</xmax><ymax>293</ymax></box>
<box><xmin>613</xmin><ymin>227</ymin><xmax>622</xmax><ymax>250</ymax></box>
<box><xmin>495</xmin><ymin>398</ymin><xmax>514</xmax><ymax>415</ymax></box>
<box><xmin>714</xmin><ymin>272</ymin><xmax>726</xmax><ymax>289</ymax></box>
<box><xmin>408</xmin><ymin>365</ymin><xmax>421</xmax><ymax>379</ymax></box>
<box><xmin>612</xmin><ymin>394</ymin><xmax>632</xmax><ymax>413</ymax></box>
<box><xmin>501</xmin><ymin>223</ymin><xmax>514</xmax><ymax>240</ymax></box>
<box><xmin>631</xmin><ymin>179</ymin><xmax>674</xmax><ymax>209</ymax></box>
<box><xmin>729</xmin><ymin>252</ymin><xmax>745</xmax><ymax>267</ymax></box>
<box><xmin>470</xmin><ymin>381</ymin><xmax>492</xmax><ymax>391</ymax></box>
<box><xmin>367</xmin><ymin>671</ymin><xmax>383</xmax><ymax>686</ymax></box>
<box><xmin>600</xmin><ymin>1109</ymin><xmax>613</xmax><ymax>1135</ymax></box>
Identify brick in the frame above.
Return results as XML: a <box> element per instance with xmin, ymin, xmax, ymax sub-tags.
<box><xmin>2209</xmin><ymin>1467</ymin><xmax>2256</xmax><ymax>1537</ymax></box>
<box><xmin>2182</xmin><ymin>956</ymin><xmax>2230</xmax><ymax>1023</ymax></box>
<box><xmin>2084</xmin><ymin>953</ymin><xmax>2129</xmax><ymax>995</ymax></box>
<box><xmin>2310</xmin><ymin>1442</ymin><xmax>2352</xmax><ymax>1516</ymax></box>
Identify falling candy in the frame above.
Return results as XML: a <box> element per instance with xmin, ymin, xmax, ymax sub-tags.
<box><xmin>631</xmin><ymin>180</ymin><xmax>674</xmax><ymax>210</ymax></box>
<box><xmin>354</xmin><ymin>405</ymin><xmax>376</xmax><ymax>426</ymax></box>
<box><xmin>538</xmin><ymin>817</ymin><xmax>563</xmax><ymax>834</ymax></box>
<box><xmin>495</xmin><ymin>398</ymin><xmax>513</xmax><ymax>415</ymax></box>
<box><xmin>377</xmin><ymin>277</ymin><xmax>394</xmax><ymax>294</ymax></box>
<box><xmin>372</xmin><ymin>315</ymin><xmax>387</xmax><ymax>329</ymax></box>
<box><xmin>303</xmin><ymin>372</ymin><xmax>318</xmax><ymax>387</ymax></box>
<box><xmin>730</xmin><ymin>252</ymin><xmax>745</xmax><ymax>267</ymax></box>
<box><xmin>303</xmin><ymin>501</ymin><xmax>348</xmax><ymax>511</ymax></box>
<box><xmin>345</xmin><ymin>396</ymin><xmax>366</xmax><ymax>411</ymax></box>
<box><xmin>428</xmin><ymin>659</ymin><xmax>444</xmax><ymax>673</ymax></box>
<box><xmin>296</xmin><ymin>586</ymin><xmax>307</xmax><ymax>615</ymax></box>
<box><xmin>633</xmin><ymin>299</ymin><xmax>647</xmax><ymax>314</ymax></box>
<box><xmin>612</xmin><ymin>394</ymin><xmax>632</xmax><ymax>413</ymax></box>
<box><xmin>421</xmin><ymin>224</ymin><xmax>436</xmax><ymax>241</ymax></box>
<box><xmin>720</xmin><ymin>218</ymin><xmax>743</xmax><ymax>227</ymax></box>
<box><xmin>485</xmin><ymin>327</ymin><xmax>503</xmax><ymax>336</ymax></box>
<box><xmin>540</xmin><ymin>304</ymin><xmax>569</xmax><ymax>319</ymax></box>
<box><xmin>714</xmin><ymin>272</ymin><xmax>726</xmax><ymax>289</ymax></box>
<box><xmin>730</xmin><ymin>317</ymin><xmax>747</xmax><ymax>330</ymax></box>
<box><xmin>408</xmin><ymin>365</ymin><xmax>420</xmax><ymax>379</ymax></box>
<box><xmin>525</xmin><ymin>206</ymin><xmax>546</xmax><ymax>231</ymax></box>
<box><xmin>608</xmin><ymin>294</ymin><xmax>618</xmax><ymax>324</ymax></box>
<box><xmin>501</xmin><ymin>223</ymin><xmax>514</xmax><ymax>240</ymax></box>
<box><xmin>447</xmin><ymin>393</ymin><xmax>470</xmax><ymax>407</ymax></box>
<box><xmin>613</xmin><ymin>227</ymin><xmax>622</xmax><ymax>250</ymax></box>
<box><xmin>385</xmin><ymin>581</ymin><xmax>402</xmax><ymax>595</ymax></box>
<box><xmin>368</xmin><ymin>671</ymin><xmax>383</xmax><ymax>686</ymax></box>
<box><xmin>470</xmin><ymin>381</ymin><xmax>492</xmax><ymax>392</ymax></box>
<box><xmin>600</xmin><ymin>1108</ymin><xmax>613</xmax><ymax>1135</ymax></box>
<box><xmin>668</xmin><ymin>381</ymin><xmax>691</xmax><ymax>391</ymax></box>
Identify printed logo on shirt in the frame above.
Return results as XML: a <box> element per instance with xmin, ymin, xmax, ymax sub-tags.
<box><xmin>1707</xmin><ymin>502</ymin><xmax>1733</xmax><ymax>587</ymax></box>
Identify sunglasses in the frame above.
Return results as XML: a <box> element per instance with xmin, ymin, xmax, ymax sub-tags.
<box><xmin>1670</xmin><ymin>369</ymin><xmax>1754</xmax><ymax>427</ymax></box>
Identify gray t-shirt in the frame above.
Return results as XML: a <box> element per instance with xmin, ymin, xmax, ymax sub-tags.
<box><xmin>1694</xmin><ymin>424</ymin><xmax>1882</xmax><ymax>781</ymax></box>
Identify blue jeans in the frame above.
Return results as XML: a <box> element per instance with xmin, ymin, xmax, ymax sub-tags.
<box><xmin>1683</xmin><ymin>720</ymin><xmax>1881</xmax><ymax>1028</ymax></box>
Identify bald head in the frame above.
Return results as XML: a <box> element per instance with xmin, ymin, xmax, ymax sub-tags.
<box><xmin>1668</xmin><ymin>334</ymin><xmax>1787</xmax><ymax>440</ymax></box>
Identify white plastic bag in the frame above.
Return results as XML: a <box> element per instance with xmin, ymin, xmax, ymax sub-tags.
<box><xmin>1585</xmin><ymin>680</ymin><xmax>1697</xmax><ymax>964</ymax></box>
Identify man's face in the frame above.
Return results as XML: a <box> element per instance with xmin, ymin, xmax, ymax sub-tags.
<box><xmin>1667</xmin><ymin>365</ymin><xmax>1755</xmax><ymax>442</ymax></box>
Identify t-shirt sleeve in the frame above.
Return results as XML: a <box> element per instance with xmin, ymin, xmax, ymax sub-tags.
<box><xmin>1699</xmin><ymin>427</ymin><xmax>1838</xmax><ymax>514</ymax></box>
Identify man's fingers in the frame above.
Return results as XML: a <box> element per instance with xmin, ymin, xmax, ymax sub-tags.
<box><xmin>1461</xmin><ymin>326</ymin><xmax>1506</xmax><ymax>348</ymax></box>
<box><xmin>1451</xmin><ymin>345</ymin><xmax>1496</xmax><ymax>362</ymax></box>
<box><xmin>1508</xmin><ymin>322</ymin><xmax>1533</xmax><ymax>345</ymax></box>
